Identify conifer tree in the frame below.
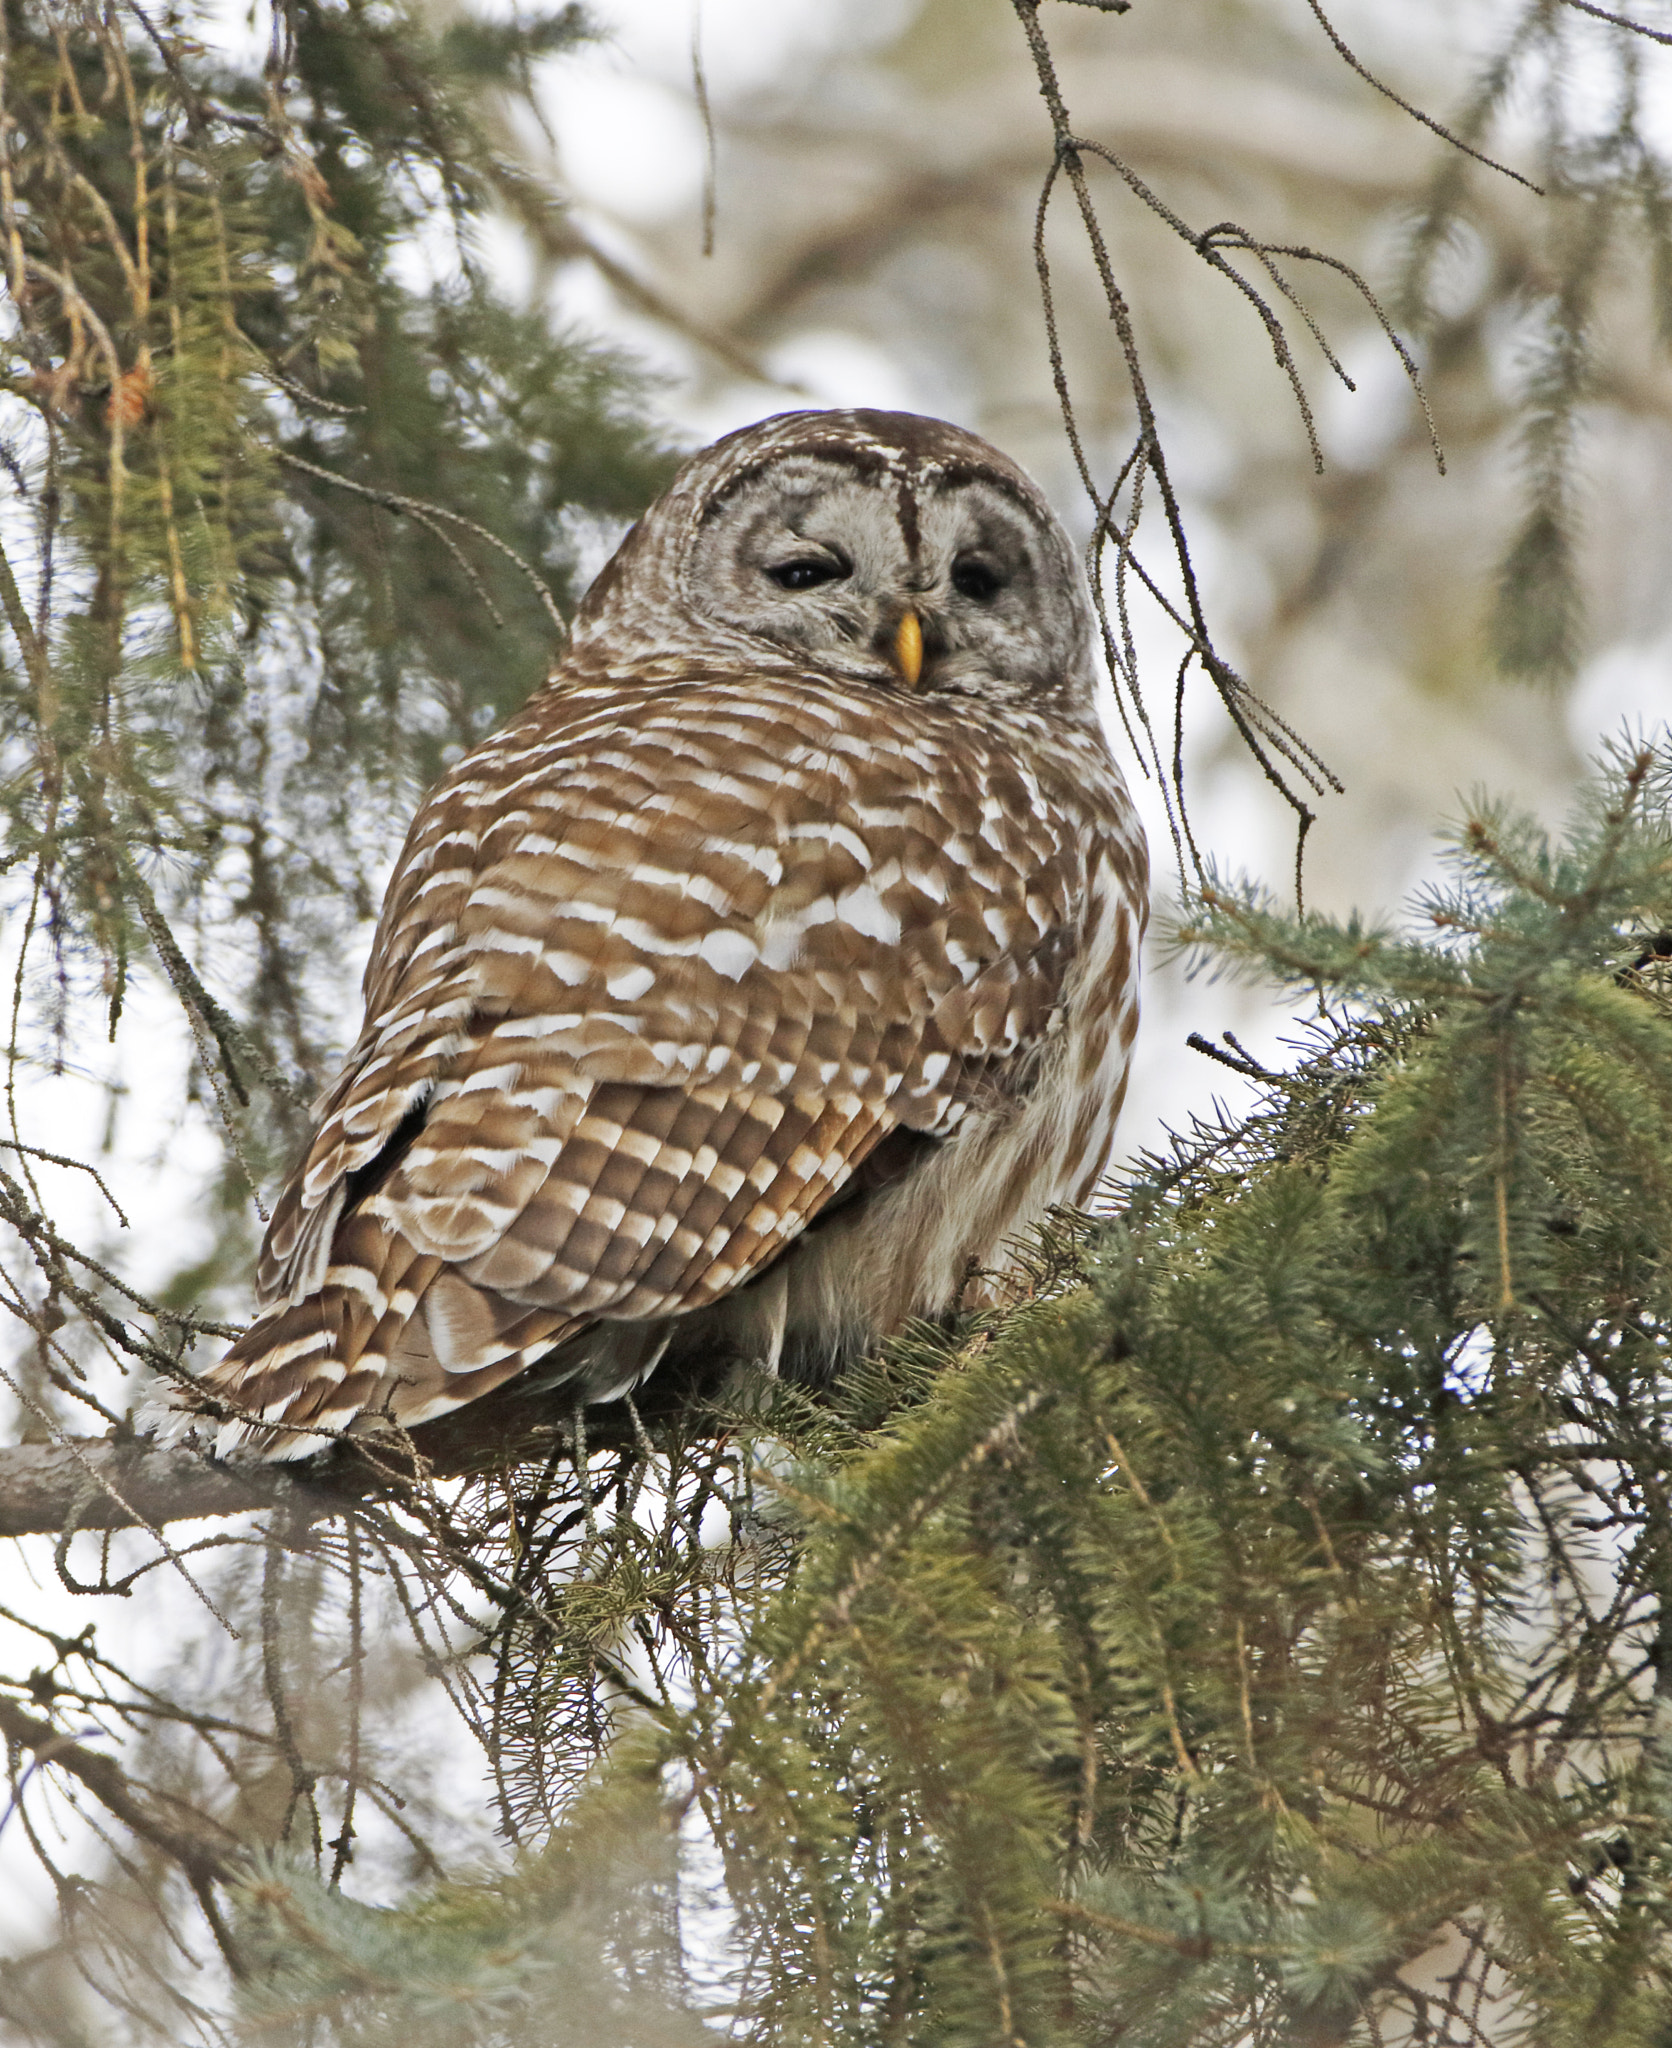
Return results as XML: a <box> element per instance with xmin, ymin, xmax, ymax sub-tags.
<box><xmin>3</xmin><ymin>4</ymin><xmax>1672</xmax><ymax>2045</ymax></box>
<box><xmin>225</xmin><ymin>739</ymin><xmax>1672</xmax><ymax>2045</ymax></box>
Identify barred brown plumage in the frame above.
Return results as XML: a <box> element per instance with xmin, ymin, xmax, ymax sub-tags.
<box><xmin>169</xmin><ymin>409</ymin><xmax>1147</xmax><ymax>1459</ymax></box>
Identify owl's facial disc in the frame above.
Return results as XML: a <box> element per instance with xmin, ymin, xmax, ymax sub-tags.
<box><xmin>686</xmin><ymin>453</ymin><xmax>1086</xmax><ymax>704</ymax></box>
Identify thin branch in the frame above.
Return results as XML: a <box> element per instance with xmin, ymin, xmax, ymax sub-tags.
<box><xmin>118</xmin><ymin>850</ymin><xmax>305</xmax><ymax>1109</ymax></box>
<box><xmin>275</xmin><ymin>447</ymin><xmax>567</xmax><ymax>633</ymax></box>
<box><xmin>1302</xmin><ymin>0</ymin><xmax>1545</xmax><ymax>192</ymax></box>
<box><xmin>0</xmin><ymin>1383</ymin><xmax>698</xmax><ymax>1538</ymax></box>
<box><xmin>1558</xmin><ymin>0</ymin><xmax>1672</xmax><ymax>46</ymax></box>
<box><xmin>0</xmin><ymin>1694</ymin><xmax>240</xmax><ymax>1886</ymax></box>
<box><xmin>0</xmin><ymin>1146</ymin><xmax>129</xmax><ymax>1220</ymax></box>
<box><xmin>691</xmin><ymin>0</ymin><xmax>717</xmax><ymax>257</ymax></box>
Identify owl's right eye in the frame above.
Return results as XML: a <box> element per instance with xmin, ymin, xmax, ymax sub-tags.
<box><xmin>767</xmin><ymin>556</ymin><xmax>848</xmax><ymax>591</ymax></box>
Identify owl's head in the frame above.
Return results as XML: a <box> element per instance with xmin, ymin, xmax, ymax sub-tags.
<box><xmin>571</xmin><ymin>410</ymin><xmax>1099</xmax><ymax>715</ymax></box>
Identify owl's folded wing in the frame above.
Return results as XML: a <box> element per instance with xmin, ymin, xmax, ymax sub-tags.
<box><xmin>186</xmin><ymin>682</ymin><xmax>1095</xmax><ymax>1456</ymax></box>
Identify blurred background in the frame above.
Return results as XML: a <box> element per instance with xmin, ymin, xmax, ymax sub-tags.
<box><xmin>6</xmin><ymin>0</ymin><xmax>1672</xmax><ymax>2026</ymax></box>
<box><xmin>472</xmin><ymin>0</ymin><xmax>1672</xmax><ymax>1164</ymax></box>
<box><xmin>15</xmin><ymin>0</ymin><xmax>1672</xmax><ymax>1314</ymax></box>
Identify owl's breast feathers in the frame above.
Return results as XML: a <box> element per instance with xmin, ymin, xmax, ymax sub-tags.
<box><xmin>186</xmin><ymin>671</ymin><xmax>1146</xmax><ymax>1458</ymax></box>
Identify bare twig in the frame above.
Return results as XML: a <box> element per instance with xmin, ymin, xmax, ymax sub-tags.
<box><xmin>1302</xmin><ymin>0</ymin><xmax>1544</xmax><ymax>192</ymax></box>
<box><xmin>0</xmin><ymin>1694</ymin><xmax>240</xmax><ymax>1884</ymax></box>
<box><xmin>1015</xmin><ymin>5</ymin><xmax>1347</xmax><ymax>901</ymax></box>
<box><xmin>275</xmin><ymin>446</ymin><xmax>567</xmax><ymax>634</ymax></box>
<box><xmin>1559</xmin><ymin>0</ymin><xmax>1672</xmax><ymax>42</ymax></box>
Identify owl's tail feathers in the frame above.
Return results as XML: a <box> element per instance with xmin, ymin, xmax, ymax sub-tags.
<box><xmin>152</xmin><ymin>1228</ymin><xmax>574</xmax><ymax>1462</ymax></box>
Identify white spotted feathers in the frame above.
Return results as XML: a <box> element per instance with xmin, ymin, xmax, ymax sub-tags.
<box><xmin>175</xmin><ymin>409</ymin><xmax>1147</xmax><ymax>1459</ymax></box>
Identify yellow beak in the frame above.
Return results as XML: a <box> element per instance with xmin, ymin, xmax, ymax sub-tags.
<box><xmin>893</xmin><ymin>609</ymin><xmax>924</xmax><ymax>689</ymax></box>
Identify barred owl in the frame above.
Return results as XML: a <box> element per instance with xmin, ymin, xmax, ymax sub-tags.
<box><xmin>182</xmin><ymin>410</ymin><xmax>1147</xmax><ymax>1460</ymax></box>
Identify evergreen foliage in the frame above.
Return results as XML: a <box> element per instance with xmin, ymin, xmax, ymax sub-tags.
<box><xmin>0</xmin><ymin>0</ymin><xmax>672</xmax><ymax>1314</ymax></box>
<box><xmin>1393</xmin><ymin>5</ymin><xmax>1672</xmax><ymax>685</ymax></box>
<box><xmin>6</xmin><ymin>4</ymin><xmax>1672</xmax><ymax>2043</ymax></box>
<box><xmin>233</xmin><ymin>1779</ymin><xmax>709</xmax><ymax>2048</ymax></box>
<box><xmin>228</xmin><ymin>740</ymin><xmax>1672</xmax><ymax>2045</ymax></box>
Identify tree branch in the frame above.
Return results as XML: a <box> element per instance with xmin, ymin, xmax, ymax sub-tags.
<box><xmin>0</xmin><ymin>1363</ymin><xmax>723</xmax><ymax>1537</ymax></box>
<box><xmin>0</xmin><ymin>1693</ymin><xmax>239</xmax><ymax>1883</ymax></box>
<box><xmin>0</xmin><ymin>1437</ymin><xmax>325</xmax><ymax>1536</ymax></box>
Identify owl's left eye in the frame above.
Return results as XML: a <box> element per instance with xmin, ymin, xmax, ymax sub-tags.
<box><xmin>952</xmin><ymin>554</ymin><xmax>1005</xmax><ymax>601</ymax></box>
<box><xmin>768</xmin><ymin>555</ymin><xmax>848</xmax><ymax>591</ymax></box>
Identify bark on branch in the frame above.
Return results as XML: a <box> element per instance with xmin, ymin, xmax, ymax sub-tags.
<box><xmin>0</xmin><ymin>1437</ymin><xmax>323</xmax><ymax>1537</ymax></box>
<box><xmin>0</xmin><ymin>1366</ymin><xmax>720</xmax><ymax>1538</ymax></box>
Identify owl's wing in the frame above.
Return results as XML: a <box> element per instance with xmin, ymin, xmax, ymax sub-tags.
<box><xmin>192</xmin><ymin>677</ymin><xmax>1110</xmax><ymax>1456</ymax></box>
